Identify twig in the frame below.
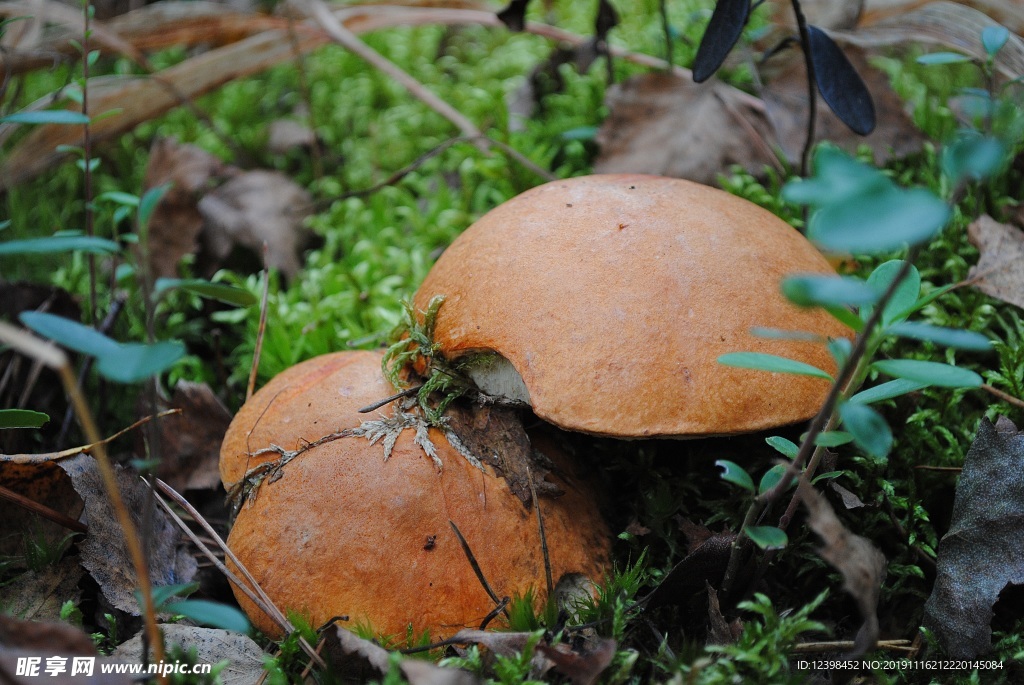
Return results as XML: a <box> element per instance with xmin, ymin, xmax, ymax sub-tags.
<box><xmin>296</xmin><ymin>0</ymin><xmax>486</xmax><ymax>148</ymax></box>
<box><xmin>790</xmin><ymin>0</ymin><xmax>818</xmax><ymax>176</ymax></box>
<box><xmin>448</xmin><ymin>519</ymin><xmax>505</xmax><ymax>612</ymax></box>
<box><xmin>792</xmin><ymin>639</ymin><xmax>914</xmax><ymax>654</ymax></box>
<box><xmin>982</xmin><ymin>383</ymin><xmax>1024</xmax><ymax>410</ymax></box>
<box><xmin>357</xmin><ymin>385</ymin><xmax>422</xmax><ymax>413</ymax></box>
<box><xmin>526</xmin><ymin>466</ymin><xmax>553</xmax><ymax>598</ymax></box>
<box><xmin>0</xmin><ymin>482</ymin><xmax>88</xmax><ymax>533</ymax></box>
<box><xmin>247</xmin><ymin>263</ymin><xmax>270</xmax><ymax>401</ymax></box>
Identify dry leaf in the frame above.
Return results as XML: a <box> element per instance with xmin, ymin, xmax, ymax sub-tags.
<box><xmin>323</xmin><ymin>626</ymin><xmax>481</xmax><ymax>685</ymax></box>
<box><xmin>0</xmin><ymin>615</ymin><xmax>131</xmax><ymax>685</ymax></box>
<box><xmin>113</xmin><ymin>625</ymin><xmax>264</xmax><ymax>685</ymax></box>
<box><xmin>267</xmin><ymin>119</ymin><xmax>317</xmax><ymax>155</ymax></box>
<box><xmin>967</xmin><ymin>214</ymin><xmax>1024</xmax><ymax>311</ymax></box>
<box><xmin>535</xmin><ymin>638</ymin><xmax>616</xmax><ymax>685</ymax></box>
<box><xmin>770</xmin><ymin>0</ymin><xmax>865</xmax><ymax>31</ymax></box>
<box><xmin>861</xmin><ymin>0</ymin><xmax>1024</xmax><ymax>36</ymax></box>
<box><xmin>595</xmin><ymin>72</ymin><xmax>779</xmax><ymax>185</ymax></box>
<box><xmin>1</xmin><ymin>557</ymin><xmax>84</xmax><ymax>621</ymax></box>
<box><xmin>143</xmin><ymin>138</ymin><xmax>228</xmax><ymax>280</ymax></box>
<box><xmin>0</xmin><ymin>461</ymin><xmax>83</xmax><ymax>557</ymax></box>
<box><xmin>799</xmin><ymin>481</ymin><xmax>887</xmax><ymax>658</ymax></box>
<box><xmin>643</xmin><ymin>531</ymin><xmax>734</xmax><ymax>611</ymax></box>
<box><xmin>923</xmin><ymin>417</ymin><xmax>1024</xmax><ymax>658</ymax></box>
<box><xmin>829</xmin><ymin>481</ymin><xmax>867</xmax><ymax>509</ymax></box>
<box><xmin>197</xmin><ymin>170</ymin><xmax>312</xmax><ymax>279</ymax></box>
<box><xmin>705</xmin><ymin>583</ymin><xmax>735</xmax><ymax>645</ymax></box>
<box><xmin>760</xmin><ymin>45</ymin><xmax>924</xmax><ymax>165</ymax></box>
<box><xmin>144</xmin><ymin>381</ymin><xmax>232</xmax><ymax>493</ymax></box>
<box><xmin>0</xmin><ymin>613</ymin><xmax>97</xmax><ymax>655</ymax></box>
<box><xmin>57</xmin><ymin>454</ymin><xmax>197</xmax><ymax>614</ymax></box>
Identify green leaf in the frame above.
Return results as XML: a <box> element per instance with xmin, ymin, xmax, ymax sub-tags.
<box><xmin>0</xmin><ymin>235</ymin><xmax>120</xmax><ymax>256</ymax></box>
<box><xmin>139</xmin><ymin>184</ymin><xmax>171</xmax><ymax>228</ymax></box>
<box><xmin>813</xmin><ymin>431</ymin><xmax>854</xmax><ymax>447</ymax></box>
<box><xmin>96</xmin><ymin>191</ymin><xmax>140</xmax><ymax>207</ymax></box>
<box><xmin>559</xmin><ymin>126</ymin><xmax>598</xmax><ymax>141</ymax></box>
<box><xmin>839</xmin><ymin>401</ymin><xmax>892</xmax><ymax>459</ymax></box>
<box><xmin>808</xmin><ymin>187</ymin><xmax>950</xmax><ymax>254</ymax></box>
<box><xmin>917</xmin><ymin>52</ymin><xmax>973</xmax><ymax>65</ymax></box>
<box><xmin>718</xmin><ymin>352</ymin><xmax>833</xmax><ymax>381</ymax></box>
<box><xmin>872</xmin><ymin>359</ymin><xmax>983</xmax><ymax>388</ymax></box>
<box><xmin>941</xmin><ymin>133</ymin><xmax>1006</xmax><ymax>185</ymax></box>
<box><xmin>716</xmin><ymin>460</ymin><xmax>754</xmax><ymax>493</ymax></box>
<box><xmin>155</xmin><ymin>278</ymin><xmax>258</xmax><ymax>307</ymax></box>
<box><xmin>147</xmin><ymin>582</ymin><xmax>199</xmax><ymax>609</ymax></box>
<box><xmin>0</xmin><ymin>409</ymin><xmax>49</xmax><ymax>429</ymax></box>
<box><xmin>765</xmin><ymin>435</ymin><xmax>799</xmax><ymax>459</ymax></box>
<box><xmin>865</xmin><ymin>260</ymin><xmax>920</xmax><ymax>326</ymax></box>
<box><xmin>824</xmin><ymin>305</ymin><xmax>865</xmax><ymax>332</ymax></box>
<box><xmin>781</xmin><ymin>274</ymin><xmax>879</xmax><ymax>308</ymax></box>
<box><xmin>161</xmin><ymin>599</ymin><xmax>251</xmax><ymax>633</ymax></box>
<box><xmin>96</xmin><ymin>341</ymin><xmax>186</xmax><ymax>383</ymax></box>
<box><xmin>759</xmin><ymin>464</ymin><xmax>789</xmax><ymax>495</ymax></box>
<box><xmin>886</xmin><ymin>322</ymin><xmax>993</xmax><ymax>351</ymax></box>
<box><xmin>981</xmin><ymin>26</ymin><xmax>1009</xmax><ymax>57</ymax></box>
<box><xmin>744</xmin><ymin>525</ymin><xmax>788</xmax><ymax>550</ymax></box>
<box><xmin>19</xmin><ymin>312</ymin><xmax>120</xmax><ymax>357</ymax></box>
<box><xmin>850</xmin><ymin>378</ymin><xmax>930</xmax><ymax>404</ymax></box>
<box><xmin>828</xmin><ymin>337</ymin><xmax>852</xmax><ymax>369</ymax></box>
<box><xmin>0</xmin><ymin>110</ymin><xmax>90</xmax><ymax>125</ymax></box>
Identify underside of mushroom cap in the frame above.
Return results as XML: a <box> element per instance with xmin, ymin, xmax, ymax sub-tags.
<box><xmin>413</xmin><ymin>174</ymin><xmax>852</xmax><ymax>438</ymax></box>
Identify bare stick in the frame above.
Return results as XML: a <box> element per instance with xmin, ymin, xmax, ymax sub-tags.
<box><xmin>247</xmin><ymin>263</ymin><xmax>270</xmax><ymax>401</ymax></box>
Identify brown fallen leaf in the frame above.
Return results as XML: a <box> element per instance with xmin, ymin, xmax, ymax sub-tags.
<box><xmin>923</xmin><ymin>417</ymin><xmax>1024</xmax><ymax>659</ymax></box>
<box><xmin>57</xmin><ymin>454</ymin><xmax>197</xmax><ymax>614</ymax></box>
<box><xmin>967</xmin><ymin>214</ymin><xmax>1024</xmax><ymax>311</ymax></box>
<box><xmin>535</xmin><ymin>638</ymin><xmax>616</xmax><ymax>685</ymax></box>
<box><xmin>0</xmin><ymin>615</ymin><xmax>132</xmax><ymax>685</ymax></box>
<box><xmin>861</xmin><ymin>0</ymin><xmax>1024</xmax><ymax>36</ymax></box>
<box><xmin>769</xmin><ymin>0</ymin><xmax>865</xmax><ymax>31</ymax></box>
<box><xmin>113</xmin><ymin>625</ymin><xmax>264</xmax><ymax>685</ymax></box>
<box><xmin>198</xmin><ymin>170</ymin><xmax>313</xmax><ymax>280</ymax></box>
<box><xmin>2</xmin><ymin>556</ymin><xmax>84</xmax><ymax>621</ymax></box>
<box><xmin>594</xmin><ymin>72</ymin><xmax>780</xmax><ymax>185</ymax></box>
<box><xmin>798</xmin><ymin>481</ymin><xmax>887</xmax><ymax>658</ymax></box>
<box><xmin>0</xmin><ymin>461</ymin><xmax>83</xmax><ymax>557</ymax></box>
<box><xmin>322</xmin><ymin>625</ymin><xmax>481</xmax><ymax>685</ymax></box>
<box><xmin>0</xmin><ymin>613</ymin><xmax>97</xmax><ymax>655</ymax></box>
<box><xmin>143</xmin><ymin>138</ymin><xmax>228</xmax><ymax>280</ymax></box>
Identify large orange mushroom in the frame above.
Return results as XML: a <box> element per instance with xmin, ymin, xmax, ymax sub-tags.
<box><xmin>220</xmin><ymin>351</ymin><xmax>610</xmax><ymax>639</ymax></box>
<box><xmin>413</xmin><ymin>174</ymin><xmax>851</xmax><ymax>438</ymax></box>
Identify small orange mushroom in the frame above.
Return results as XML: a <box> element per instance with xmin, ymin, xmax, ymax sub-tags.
<box><xmin>221</xmin><ymin>351</ymin><xmax>610</xmax><ymax>639</ymax></box>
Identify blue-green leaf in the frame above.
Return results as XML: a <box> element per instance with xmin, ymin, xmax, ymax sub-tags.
<box><xmin>759</xmin><ymin>464</ymin><xmax>789</xmax><ymax>495</ymax></box>
<box><xmin>872</xmin><ymin>359</ymin><xmax>983</xmax><ymax>388</ymax></box>
<box><xmin>96</xmin><ymin>341</ymin><xmax>186</xmax><ymax>383</ymax></box>
<box><xmin>916</xmin><ymin>52</ymin><xmax>973</xmax><ymax>65</ymax></box>
<box><xmin>718</xmin><ymin>352</ymin><xmax>833</xmax><ymax>380</ymax></box>
<box><xmin>827</xmin><ymin>337</ymin><xmax>852</xmax><ymax>369</ymax></box>
<box><xmin>864</xmin><ymin>260</ymin><xmax>920</xmax><ymax>326</ymax></box>
<box><xmin>145</xmin><ymin>582</ymin><xmax>199</xmax><ymax>609</ymax></box>
<box><xmin>744</xmin><ymin>525</ymin><xmax>788</xmax><ymax>550</ymax></box>
<box><xmin>716</xmin><ymin>460</ymin><xmax>754</xmax><ymax>493</ymax></box>
<box><xmin>96</xmin><ymin>191</ymin><xmax>140</xmax><ymax>207</ymax></box>
<box><xmin>0</xmin><ymin>409</ymin><xmax>50</xmax><ymax>429</ymax></box>
<box><xmin>162</xmin><ymin>599</ymin><xmax>251</xmax><ymax>633</ymax></box>
<box><xmin>781</xmin><ymin>274</ymin><xmax>879</xmax><ymax>308</ymax></box>
<box><xmin>139</xmin><ymin>183</ymin><xmax>171</xmax><ymax>228</ymax></box>
<box><xmin>814</xmin><ymin>431</ymin><xmax>854</xmax><ymax>447</ymax></box>
<box><xmin>850</xmin><ymin>378</ymin><xmax>930</xmax><ymax>404</ymax></box>
<box><xmin>782</xmin><ymin>147</ymin><xmax>888</xmax><ymax>207</ymax></box>
<box><xmin>886</xmin><ymin>322</ymin><xmax>993</xmax><ymax>351</ymax></box>
<box><xmin>941</xmin><ymin>133</ymin><xmax>1006</xmax><ymax>185</ymax></box>
<box><xmin>0</xmin><ymin>235</ymin><xmax>120</xmax><ymax>256</ymax></box>
<box><xmin>838</xmin><ymin>401</ymin><xmax>892</xmax><ymax>459</ymax></box>
<box><xmin>750</xmin><ymin>327</ymin><xmax>825</xmax><ymax>342</ymax></box>
<box><xmin>981</xmin><ymin>26</ymin><xmax>1009</xmax><ymax>57</ymax></box>
<box><xmin>808</xmin><ymin>187</ymin><xmax>950</xmax><ymax>254</ymax></box>
<box><xmin>0</xmin><ymin>110</ymin><xmax>90</xmax><ymax>125</ymax></box>
<box><xmin>19</xmin><ymin>312</ymin><xmax>119</xmax><ymax>357</ymax></box>
<box><xmin>155</xmin><ymin>278</ymin><xmax>258</xmax><ymax>307</ymax></box>
<box><xmin>766</xmin><ymin>435</ymin><xmax>799</xmax><ymax>459</ymax></box>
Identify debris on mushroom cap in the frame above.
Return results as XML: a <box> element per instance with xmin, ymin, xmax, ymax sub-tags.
<box><xmin>220</xmin><ymin>351</ymin><xmax>611</xmax><ymax>639</ymax></box>
<box><xmin>413</xmin><ymin>174</ymin><xmax>852</xmax><ymax>438</ymax></box>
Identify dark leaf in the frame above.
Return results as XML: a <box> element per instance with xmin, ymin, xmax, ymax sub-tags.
<box><xmin>923</xmin><ymin>418</ymin><xmax>1024</xmax><ymax>658</ymax></box>
<box><xmin>497</xmin><ymin>0</ymin><xmax>531</xmax><ymax>32</ymax></box>
<box><xmin>692</xmin><ymin>0</ymin><xmax>751</xmax><ymax>83</ymax></box>
<box><xmin>594</xmin><ymin>0</ymin><xmax>619</xmax><ymax>43</ymax></box>
<box><xmin>0</xmin><ymin>409</ymin><xmax>49</xmax><ymax>429</ymax></box>
<box><xmin>806</xmin><ymin>25</ymin><xmax>876</xmax><ymax>135</ymax></box>
<box><xmin>536</xmin><ymin>639</ymin><xmax>616</xmax><ymax>685</ymax></box>
<box><xmin>799</xmin><ymin>481</ymin><xmax>886</xmax><ymax>658</ymax></box>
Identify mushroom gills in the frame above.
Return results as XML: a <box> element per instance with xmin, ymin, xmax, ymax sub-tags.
<box><xmin>464</xmin><ymin>353</ymin><xmax>532</xmax><ymax>405</ymax></box>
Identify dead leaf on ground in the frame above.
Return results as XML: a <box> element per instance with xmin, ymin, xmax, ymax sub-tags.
<box><xmin>322</xmin><ymin>625</ymin><xmax>481</xmax><ymax>685</ymax></box>
<box><xmin>267</xmin><ymin>118</ymin><xmax>318</xmax><ymax>155</ymax></box>
<box><xmin>0</xmin><ymin>615</ymin><xmax>131</xmax><ymax>685</ymax></box>
<box><xmin>967</xmin><ymin>214</ymin><xmax>1024</xmax><ymax>311</ymax></box>
<box><xmin>198</xmin><ymin>170</ymin><xmax>312</xmax><ymax>279</ymax></box>
<box><xmin>143</xmin><ymin>138</ymin><xmax>228</xmax><ymax>280</ymax></box>
<box><xmin>1</xmin><ymin>556</ymin><xmax>84</xmax><ymax>621</ymax></box>
<box><xmin>760</xmin><ymin>44</ymin><xmax>924</xmax><ymax>165</ymax></box>
<box><xmin>113</xmin><ymin>624</ymin><xmax>264</xmax><ymax>685</ymax></box>
<box><xmin>860</xmin><ymin>0</ymin><xmax>1024</xmax><ymax>36</ymax></box>
<box><xmin>0</xmin><ymin>461</ymin><xmax>83</xmax><ymax>557</ymax></box>
<box><xmin>769</xmin><ymin>0</ymin><xmax>865</xmax><ymax>32</ymax></box>
<box><xmin>141</xmin><ymin>381</ymin><xmax>232</xmax><ymax>493</ymax></box>
<box><xmin>594</xmin><ymin>72</ymin><xmax>779</xmax><ymax>185</ymax></box>
<box><xmin>535</xmin><ymin>638</ymin><xmax>616</xmax><ymax>685</ymax></box>
<box><xmin>705</xmin><ymin>582</ymin><xmax>742</xmax><ymax>645</ymax></box>
<box><xmin>57</xmin><ymin>454</ymin><xmax>197</xmax><ymax>614</ymax></box>
<box><xmin>0</xmin><ymin>613</ymin><xmax>97</xmax><ymax>655</ymax></box>
<box><xmin>923</xmin><ymin>417</ymin><xmax>1024</xmax><ymax>659</ymax></box>
<box><xmin>643</xmin><ymin>531</ymin><xmax>734</xmax><ymax>611</ymax></box>
<box><xmin>798</xmin><ymin>481</ymin><xmax>887</xmax><ymax>658</ymax></box>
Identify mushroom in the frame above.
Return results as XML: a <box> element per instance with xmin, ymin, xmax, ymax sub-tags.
<box><xmin>413</xmin><ymin>174</ymin><xmax>851</xmax><ymax>438</ymax></box>
<box><xmin>220</xmin><ymin>351</ymin><xmax>610</xmax><ymax>638</ymax></box>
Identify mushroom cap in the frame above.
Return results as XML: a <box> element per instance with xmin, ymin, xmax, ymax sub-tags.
<box><xmin>221</xmin><ymin>351</ymin><xmax>611</xmax><ymax>638</ymax></box>
<box><xmin>413</xmin><ymin>174</ymin><xmax>851</xmax><ymax>438</ymax></box>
